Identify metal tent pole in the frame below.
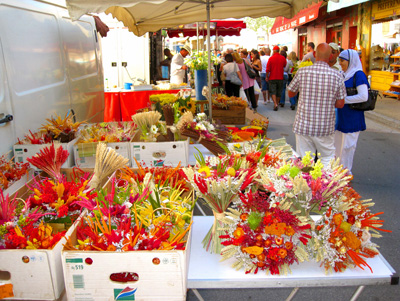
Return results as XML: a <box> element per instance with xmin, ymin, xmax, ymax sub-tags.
<box><xmin>206</xmin><ymin>0</ymin><xmax>212</xmax><ymax>119</ymax></box>
<box><xmin>197</xmin><ymin>22</ymin><xmax>199</xmax><ymax>51</ymax></box>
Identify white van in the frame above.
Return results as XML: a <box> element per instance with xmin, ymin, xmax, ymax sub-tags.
<box><xmin>0</xmin><ymin>0</ymin><xmax>104</xmax><ymax>156</ymax></box>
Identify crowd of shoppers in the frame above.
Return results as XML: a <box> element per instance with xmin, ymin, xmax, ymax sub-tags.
<box><xmin>165</xmin><ymin>40</ymin><xmax>367</xmax><ymax>174</ymax></box>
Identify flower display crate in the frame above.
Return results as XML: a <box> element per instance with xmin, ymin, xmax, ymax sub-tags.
<box><xmin>130</xmin><ymin>139</ymin><xmax>189</xmax><ymax>168</ymax></box>
<box><xmin>74</xmin><ymin>142</ymin><xmax>131</xmax><ymax>168</ymax></box>
<box><xmin>0</xmin><ymin>175</ymin><xmax>84</xmax><ymax>300</ymax></box>
<box><xmin>2</xmin><ymin>169</ymin><xmax>34</xmax><ymax>197</ymax></box>
<box><xmin>13</xmin><ymin>139</ymin><xmax>77</xmax><ymax>171</ymax></box>
<box><xmin>212</xmin><ymin>108</ymin><xmax>246</xmax><ymax>125</ymax></box>
<box><xmin>61</xmin><ymin>218</ymin><xmax>192</xmax><ymax>301</ymax></box>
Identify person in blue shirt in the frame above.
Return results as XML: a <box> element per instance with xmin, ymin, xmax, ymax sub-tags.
<box><xmin>335</xmin><ymin>49</ymin><xmax>369</xmax><ymax>174</ymax></box>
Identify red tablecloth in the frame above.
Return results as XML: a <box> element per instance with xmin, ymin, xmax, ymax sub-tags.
<box><xmin>120</xmin><ymin>89</ymin><xmax>180</xmax><ymax>121</ymax></box>
<box><xmin>104</xmin><ymin>92</ymin><xmax>121</xmax><ymax>122</ymax></box>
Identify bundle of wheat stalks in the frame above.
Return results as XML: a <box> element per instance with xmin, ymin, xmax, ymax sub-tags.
<box><xmin>88</xmin><ymin>142</ymin><xmax>129</xmax><ymax>190</ymax></box>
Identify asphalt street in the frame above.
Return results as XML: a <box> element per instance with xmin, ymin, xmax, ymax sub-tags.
<box><xmin>188</xmin><ymin>97</ymin><xmax>400</xmax><ymax>301</ymax></box>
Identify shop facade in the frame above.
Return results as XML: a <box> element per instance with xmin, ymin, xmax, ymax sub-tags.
<box><xmin>271</xmin><ymin>0</ymin><xmax>400</xmax><ymax>94</ymax></box>
<box><xmin>365</xmin><ymin>0</ymin><xmax>400</xmax><ymax>95</ymax></box>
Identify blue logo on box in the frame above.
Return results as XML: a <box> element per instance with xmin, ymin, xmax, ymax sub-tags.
<box><xmin>153</xmin><ymin>159</ymin><xmax>165</xmax><ymax>167</ymax></box>
<box><xmin>114</xmin><ymin>287</ymin><xmax>137</xmax><ymax>300</ymax></box>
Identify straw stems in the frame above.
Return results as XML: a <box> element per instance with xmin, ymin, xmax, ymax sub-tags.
<box><xmin>88</xmin><ymin>142</ymin><xmax>129</xmax><ymax>190</ymax></box>
<box><xmin>202</xmin><ymin>211</ymin><xmax>225</xmax><ymax>254</ymax></box>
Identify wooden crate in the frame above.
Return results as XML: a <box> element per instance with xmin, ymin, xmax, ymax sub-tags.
<box><xmin>212</xmin><ymin>108</ymin><xmax>246</xmax><ymax>125</ymax></box>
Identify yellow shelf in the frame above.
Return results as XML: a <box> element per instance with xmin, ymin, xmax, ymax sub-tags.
<box><xmin>383</xmin><ymin>91</ymin><xmax>400</xmax><ymax>98</ymax></box>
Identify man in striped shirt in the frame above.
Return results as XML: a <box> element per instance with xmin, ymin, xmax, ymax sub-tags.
<box><xmin>288</xmin><ymin>43</ymin><xmax>346</xmax><ymax>167</ymax></box>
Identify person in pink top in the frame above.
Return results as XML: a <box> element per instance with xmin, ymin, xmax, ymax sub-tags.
<box><xmin>233</xmin><ymin>51</ymin><xmax>257</xmax><ymax>112</ymax></box>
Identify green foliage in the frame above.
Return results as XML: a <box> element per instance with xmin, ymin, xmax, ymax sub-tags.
<box><xmin>244</xmin><ymin>17</ymin><xmax>275</xmax><ymax>34</ymax></box>
<box><xmin>247</xmin><ymin>212</ymin><xmax>262</xmax><ymax>230</ymax></box>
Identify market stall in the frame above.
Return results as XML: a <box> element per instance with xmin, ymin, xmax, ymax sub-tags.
<box><xmin>188</xmin><ymin>216</ymin><xmax>396</xmax><ymax>300</ymax></box>
<box><xmin>368</xmin><ymin>0</ymin><xmax>400</xmax><ymax>96</ymax></box>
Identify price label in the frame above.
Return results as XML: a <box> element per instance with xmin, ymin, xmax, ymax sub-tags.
<box><xmin>71</xmin><ymin>264</ymin><xmax>84</xmax><ymax>271</ymax></box>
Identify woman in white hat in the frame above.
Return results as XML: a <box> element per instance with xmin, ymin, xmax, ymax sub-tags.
<box><xmin>170</xmin><ymin>45</ymin><xmax>191</xmax><ymax>84</ymax></box>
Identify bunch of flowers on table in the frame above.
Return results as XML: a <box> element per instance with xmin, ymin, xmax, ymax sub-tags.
<box><xmin>182</xmin><ymin>149</ymin><xmax>255</xmax><ymax>254</ymax></box>
<box><xmin>212</xmin><ymin>94</ymin><xmax>248</xmax><ymax>110</ymax></box>
<box><xmin>177</xmin><ymin>112</ymin><xmax>229</xmax><ymax>156</ymax></box>
<box><xmin>0</xmin><ymin>190</ymin><xmax>68</xmax><ymax>250</ymax></box>
<box><xmin>257</xmin><ymin>151</ymin><xmax>391</xmax><ymax>273</ymax></box>
<box><xmin>150</xmin><ymin>93</ymin><xmax>196</xmax><ymax>119</ymax></box>
<box><xmin>16</xmin><ymin>114</ymin><xmax>84</xmax><ymax>145</ymax></box>
<box><xmin>131</xmin><ymin>111</ymin><xmax>167</xmax><ymax>142</ymax></box>
<box><xmin>40</xmin><ymin>113</ymin><xmax>85</xmax><ymax>142</ymax></box>
<box><xmin>77</xmin><ymin>122</ymin><xmax>136</xmax><ymax>143</ymax></box>
<box><xmin>0</xmin><ymin>145</ymin><xmax>97</xmax><ymax>250</ymax></box>
<box><xmin>310</xmin><ymin>186</ymin><xmax>391</xmax><ymax>273</ymax></box>
<box><xmin>64</xmin><ymin>167</ymin><xmax>194</xmax><ymax>251</ymax></box>
<box><xmin>0</xmin><ymin>153</ymin><xmax>30</xmax><ymax>190</ymax></box>
<box><xmin>184</xmin><ymin>51</ymin><xmax>217</xmax><ymax>71</ymax></box>
<box><xmin>219</xmin><ymin>190</ymin><xmax>312</xmax><ymax>275</ymax></box>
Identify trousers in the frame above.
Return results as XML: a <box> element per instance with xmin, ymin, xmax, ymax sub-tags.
<box><xmin>334</xmin><ymin>130</ymin><xmax>360</xmax><ymax>173</ymax></box>
<box><xmin>295</xmin><ymin>134</ymin><xmax>335</xmax><ymax>168</ymax></box>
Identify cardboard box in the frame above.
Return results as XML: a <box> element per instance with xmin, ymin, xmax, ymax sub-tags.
<box><xmin>62</xmin><ymin>220</ymin><xmax>192</xmax><ymax>301</ymax></box>
<box><xmin>131</xmin><ymin>139</ymin><xmax>189</xmax><ymax>168</ymax></box>
<box><xmin>0</xmin><ymin>225</ymin><xmax>77</xmax><ymax>300</ymax></box>
<box><xmin>2</xmin><ymin>169</ymin><xmax>34</xmax><ymax>197</ymax></box>
<box><xmin>74</xmin><ymin>142</ymin><xmax>131</xmax><ymax>168</ymax></box>
<box><xmin>0</xmin><ymin>174</ymin><xmax>82</xmax><ymax>300</ymax></box>
<box><xmin>13</xmin><ymin>139</ymin><xmax>77</xmax><ymax>170</ymax></box>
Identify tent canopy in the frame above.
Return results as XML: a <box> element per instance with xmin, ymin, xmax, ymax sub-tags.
<box><xmin>167</xmin><ymin>19</ymin><xmax>246</xmax><ymax>38</ymax></box>
<box><xmin>66</xmin><ymin>0</ymin><xmax>322</xmax><ymax>37</ymax></box>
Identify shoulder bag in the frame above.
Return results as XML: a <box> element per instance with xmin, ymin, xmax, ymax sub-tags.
<box><xmin>347</xmin><ymin>71</ymin><xmax>379</xmax><ymax>111</ymax></box>
<box><xmin>243</xmin><ymin>59</ymin><xmax>257</xmax><ymax>79</ymax></box>
<box><xmin>230</xmin><ymin>62</ymin><xmax>242</xmax><ymax>86</ymax></box>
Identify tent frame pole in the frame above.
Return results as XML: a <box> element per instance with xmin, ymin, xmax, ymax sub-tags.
<box><xmin>206</xmin><ymin>0</ymin><xmax>212</xmax><ymax>119</ymax></box>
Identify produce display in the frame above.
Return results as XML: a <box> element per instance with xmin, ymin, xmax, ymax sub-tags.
<box><xmin>212</xmin><ymin>94</ymin><xmax>248</xmax><ymax>110</ymax></box>
<box><xmin>76</xmin><ymin>122</ymin><xmax>136</xmax><ymax>143</ymax></box>
<box><xmin>0</xmin><ymin>145</ymin><xmax>97</xmax><ymax>250</ymax></box>
<box><xmin>0</xmin><ymin>154</ymin><xmax>29</xmax><ymax>190</ymax></box>
<box><xmin>16</xmin><ymin>114</ymin><xmax>84</xmax><ymax>144</ymax></box>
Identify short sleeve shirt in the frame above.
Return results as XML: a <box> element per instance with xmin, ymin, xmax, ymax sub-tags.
<box><xmin>223</xmin><ymin>62</ymin><xmax>236</xmax><ymax>81</ymax></box>
<box><xmin>288</xmin><ymin>61</ymin><xmax>346</xmax><ymax>136</ymax></box>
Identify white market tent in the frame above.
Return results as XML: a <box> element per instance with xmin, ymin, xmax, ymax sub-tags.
<box><xmin>66</xmin><ymin>0</ymin><xmax>327</xmax><ymax>116</ymax></box>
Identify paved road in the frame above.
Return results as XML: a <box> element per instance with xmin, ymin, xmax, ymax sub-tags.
<box><xmin>189</xmin><ymin>98</ymin><xmax>400</xmax><ymax>301</ymax></box>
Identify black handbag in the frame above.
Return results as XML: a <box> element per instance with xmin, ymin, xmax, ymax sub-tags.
<box><xmin>346</xmin><ymin>71</ymin><xmax>379</xmax><ymax>111</ymax></box>
<box><xmin>243</xmin><ymin>60</ymin><xmax>257</xmax><ymax>79</ymax></box>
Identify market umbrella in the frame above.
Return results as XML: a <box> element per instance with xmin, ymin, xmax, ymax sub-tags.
<box><xmin>166</xmin><ymin>19</ymin><xmax>246</xmax><ymax>38</ymax></box>
<box><xmin>66</xmin><ymin>0</ymin><xmax>320</xmax><ymax>117</ymax></box>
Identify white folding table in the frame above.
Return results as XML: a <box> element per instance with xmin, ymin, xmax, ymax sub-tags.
<box><xmin>187</xmin><ymin>216</ymin><xmax>398</xmax><ymax>301</ymax></box>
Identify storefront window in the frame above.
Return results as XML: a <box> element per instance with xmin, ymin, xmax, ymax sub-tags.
<box><xmin>370</xmin><ymin>20</ymin><xmax>400</xmax><ymax>71</ymax></box>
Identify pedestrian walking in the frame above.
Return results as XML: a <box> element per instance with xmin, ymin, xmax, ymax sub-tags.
<box><xmin>302</xmin><ymin>42</ymin><xmax>316</xmax><ymax>63</ymax></box>
<box><xmin>266</xmin><ymin>45</ymin><xmax>287</xmax><ymax>111</ymax></box>
<box><xmin>279</xmin><ymin>50</ymin><xmax>289</xmax><ymax>108</ymax></box>
<box><xmin>334</xmin><ymin>49</ymin><xmax>369</xmax><ymax>174</ymax></box>
<box><xmin>235</xmin><ymin>50</ymin><xmax>257</xmax><ymax>112</ymax></box>
<box><xmin>287</xmin><ymin>43</ymin><xmax>346</xmax><ymax>167</ymax></box>
<box><xmin>250</xmin><ymin>49</ymin><xmax>262</xmax><ymax>102</ymax></box>
<box><xmin>260</xmin><ymin>48</ymin><xmax>272</xmax><ymax>104</ymax></box>
<box><xmin>328</xmin><ymin>42</ymin><xmax>341</xmax><ymax>71</ymax></box>
<box><xmin>223</xmin><ymin>53</ymin><xmax>242</xmax><ymax>97</ymax></box>
<box><xmin>287</xmin><ymin>51</ymin><xmax>298</xmax><ymax>110</ymax></box>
